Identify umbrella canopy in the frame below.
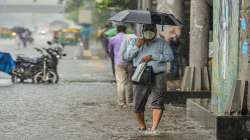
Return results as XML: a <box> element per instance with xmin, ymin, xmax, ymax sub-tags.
<box><xmin>11</xmin><ymin>26</ymin><xmax>26</xmax><ymax>34</ymax></box>
<box><xmin>108</xmin><ymin>10</ymin><xmax>183</xmax><ymax>26</ymax></box>
<box><xmin>49</xmin><ymin>20</ymin><xmax>69</xmax><ymax>31</ymax></box>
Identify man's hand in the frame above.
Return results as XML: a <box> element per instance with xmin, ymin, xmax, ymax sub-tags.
<box><xmin>141</xmin><ymin>55</ymin><xmax>152</xmax><ymax>63</ymax></box>
<box><xmin>136</xmin><ymin>38</ymin><xmax>145</xmax><ymax>48</ymax></box>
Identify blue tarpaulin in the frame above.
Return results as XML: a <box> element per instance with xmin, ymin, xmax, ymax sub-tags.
<box><xmin>0</xmin><ymin>52</ymin><xmax>16</xmax><ymax>75</ymax></box>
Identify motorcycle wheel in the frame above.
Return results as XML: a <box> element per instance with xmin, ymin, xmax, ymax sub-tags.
<box><xmin>33</xmin><ymin>71</ymin><xmax>59</xmax><ymax>84</ymax></box>
<box><xmin>11</xmin><ymin>75</ymin><xmax>24</xmax><ymax>83</ymax></box>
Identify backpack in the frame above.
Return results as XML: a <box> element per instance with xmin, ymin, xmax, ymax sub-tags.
<box><xmin>119</xmin><ymin>34</ymin><xmax>137</xmax><ymax>62</ymax></box>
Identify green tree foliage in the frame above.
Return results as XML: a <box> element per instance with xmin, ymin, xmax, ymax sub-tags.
<box><xmin>64</xmin><ymin>0</ymin><xmax>86</xmax><ymax>22</ymax></box>
<box><xmin>94</xmin><ymin>0</ymin><xmax>137</xmax><ymax>26</ymax></box>
<box><xmin>96</xmin><ymin>0</ymin><xmax>137</xmax><ymax>10</ymax></box>
<box><xmin>58</xmin><ymin>0</ymin><xmax>64</xmax><ymax>4</ymax></box>
<box><xmin>65</xmin><ymin>0</ymin><xmax>85</xmax><ymax>13</ymax></box>
<box><xmin>65</xmin><ymin>10</ymin><xmax>79</xmax><ymax>22</ymax></box>
<box><xmin>64</xmin><ymin>0</ymin><xmax>137</xmax><ymax>25</ymax></box>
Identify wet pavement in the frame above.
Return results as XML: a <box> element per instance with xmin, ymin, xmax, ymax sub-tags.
<box><xmin>0</xmin><ymin>83</ymin><xmax>215</xmax><ymax>140</ymax></box>
<box><xmin>0</xmin><ymin>35</ymin><xmax>215</xmax><ymax>140</ymax></box>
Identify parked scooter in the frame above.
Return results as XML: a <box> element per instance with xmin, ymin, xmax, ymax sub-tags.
<box><xmin>11</xmin><ymin>46</ymin><xmax>66</xmax><ymax>84</ymax></box>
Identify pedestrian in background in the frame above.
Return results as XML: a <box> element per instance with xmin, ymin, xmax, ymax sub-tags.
<box><xmin>160</xmin><ymin>26</ymin><xmax>182</xmax><ymax>79</ymax></box>
<box><xmin>80</xmin><ymin>24</ymin><xmax>92</xmax><ymax>50</ymax></box>
<box><xmin>108</xmin><ymin>25</ymin><xmax>133</xmax><ymax>107</ymax></box>
<box><xmin>16</xmin><ymin>32</ymin><xmax>27</xmax><ymax>48</ymax></box>
<box><xmin>105</xmin><ymin>26</ymin><xmax>118</xmax><ymax>76</ymax></box>
<box><xmin>97</xmin><ymin>23</ymin><xmax>117</xmax><ymax>76</ymax></box>
<box><xmin>15</xmin><ymin>33</ymin><xmax>22</xmax><ymax>49</ymax></box>
<box><xmin>124</xmin><ymin>24</ymin><xmax>173</xmax><ymax>133</ymax></box>
<box><xmin>169</xmin><ymin>33</ymin><xmax>181</xmax><ymax>79</ymax></box>
<box><xmin>74</xmin><ymin>24</ymin><xmax>93</xmax><ymax>59</ymax></box>
<box><xmin>97</xmin><ymin>24</ymin><xmax>111</xmax><ymax>56</ymax></box>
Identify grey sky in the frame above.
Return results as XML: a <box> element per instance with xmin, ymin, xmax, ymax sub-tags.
<box><xmin>1</xmin><ymin>0</ymin><xmax>59</xmax><ymax>5</ymax></box>
<box><xmin>0</xmin><ymin>0</ymin><xmax>64</xmax><ymax>27</ymax></box>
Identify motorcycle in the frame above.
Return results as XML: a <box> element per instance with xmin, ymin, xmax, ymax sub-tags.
<box><xmin>11</xmin><ymin>46</ymin><xmax>66</xmax><ymax>84</ymax></box>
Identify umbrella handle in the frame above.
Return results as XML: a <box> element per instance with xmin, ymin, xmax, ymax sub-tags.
<box><xmin>161</xmin><ymin>15</ymin><xmax>164</xmax><ymax>31</ymax></box>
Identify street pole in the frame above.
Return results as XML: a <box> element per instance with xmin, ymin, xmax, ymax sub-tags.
<box><xmin>142</xmin><ymin>0</ymin><xmax>151</xmax><ymax>10</ymax></box>
<box><xmin>189</xmin><ymin>0</ymin><xmax>209</xmax><ymax>68</ymax></box>
<box><xmin>136</xmin><ymin>0</ymin><xmax>152</xmax><ymax>35</ymax></box>
<box><xmin>181</xmin><ymin>0</ymin><xmax>210</xmax><ymax>91</ymax></box>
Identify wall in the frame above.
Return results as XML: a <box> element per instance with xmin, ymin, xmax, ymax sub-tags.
<box><xmin>212</xmin><ymin>0</ymin><xmax>240</xmax><ymax>114</ymax></box>
<box><xmin>5</xmin><ymin>0</ymin><xmax>59</xmax><ymax>5</ymax></box>
<box><xmin>239</xmin><ymin>0</ymin><xmax>250</xmax><ymax>81</ymax></box>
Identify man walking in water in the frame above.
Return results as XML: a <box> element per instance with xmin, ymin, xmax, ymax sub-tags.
<box><xmin>124</xmin><ymin>24</ymin><xmax>173</xmax><ymax>132</ymax></box>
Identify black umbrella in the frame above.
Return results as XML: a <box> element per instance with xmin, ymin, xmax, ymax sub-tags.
<box><xmin>108</xmin><ymin>10</ymin><xmax>183</xmax><ymax>26</ymax></box>
<box><xmin>11</xmin><ymin>26</ymin><xmax>26</xmax><ymax>34</ymax></box>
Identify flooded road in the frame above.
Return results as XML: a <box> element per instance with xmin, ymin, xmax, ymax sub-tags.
<box><xmin>0</xmin><ymin>83</ymin><xmax>215</xmax><ymax>140</ymax></box>
<box><xmin>0</xmin><ymin>36</ymin><xmax>215</xmax><ymax>140</ymax></box>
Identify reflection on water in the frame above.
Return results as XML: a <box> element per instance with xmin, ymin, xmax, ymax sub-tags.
<box><xmin>134</xmin><ymin>135</ymin><xmax>175</xmax><ymax>140</ymax></box>
<box><xmin>134</xmin><ymin>135</ymin><xmax>195</xmax><ymax>140</ymax></box>
<box><xmin>132</xmin><ymin>133</ymin><xmax>213</xmax><ymax>140</ymax></box>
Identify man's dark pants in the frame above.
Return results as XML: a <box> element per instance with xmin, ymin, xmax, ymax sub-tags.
<box><xmin>133</xmin><ymin>73</ymin><xmax>166</xmax><ymax>113</ymax></box>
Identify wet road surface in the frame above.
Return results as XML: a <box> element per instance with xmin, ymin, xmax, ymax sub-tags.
<box><xmin>0</xmin><ymin>83</ymin><xmax>215</xmax><ymax>140</ymax></box>
<box><xmin>0</xmin><ymin>36</ymin><xmax>215</xmax><ymax>140</ymax></box>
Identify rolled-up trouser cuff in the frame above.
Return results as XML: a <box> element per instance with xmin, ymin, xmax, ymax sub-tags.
<box><xmin>134</xmin><ymin>104</ymin><xmax>164</xmax><ymax>113</ymax></box>
<box><xmin>134</xmin><ymin>97</ymin><xmax>165</xmax><ymax>113</ymax></box>
<box><xmin>134</xmin><ymin>109</ymin><xmax>145</xmax><ymax>113</ymax></box>
<box><xmin>151</xmin><ymin>105</ymin><xmax>165</xmax><ymax>110</ymax></box>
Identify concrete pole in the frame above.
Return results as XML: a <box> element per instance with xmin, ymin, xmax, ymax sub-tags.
<box><xmin>138</xmin><ymin>0</ymin><xmax>142</xmax><ymax>10</ymax></box>
<box><xmin>142</xmin><ymin>0</ymin><xmax>151</xmax><ymax>10</ymax></box>
<box><xmin>136</xmin><ymin>0</ymin><xmax>152</xmax><ymax>35</ymax></box>
<box><xmin>136</xmin><ymin>0</ymin><xmax>142</xmax><ymax>35</ymax></box>
<box><xmin>189</xmin><ymin>0</ymin><xmax>210</xmax><ymax>67</ymax></box>
<box><xmin>181</xmin><ymin>0</ymin><xmax>210</xmax><ymax>91</ymax></box>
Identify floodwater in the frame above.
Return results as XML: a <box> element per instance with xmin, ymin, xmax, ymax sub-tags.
<box><xmin>0</xmin><ymin>83</ymin><xmax>215</xmax><ymax>140</ymax></box>
<box><xmin>0</xmin><ymin>36</ymin><xmax>215</xmax><ymax>140</ymax></box>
